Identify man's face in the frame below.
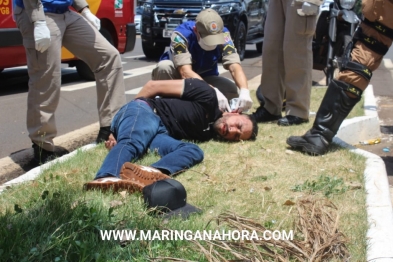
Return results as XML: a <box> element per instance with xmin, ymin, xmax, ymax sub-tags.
<box><xmin>213</xmin><ymin>113</ymin><xmax>253</xmax><ymax>141</ymax></box>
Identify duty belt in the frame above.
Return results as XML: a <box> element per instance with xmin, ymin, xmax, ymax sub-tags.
<box><xmin>44</xmin><ymin>6</ymin><xmax>69</xmax><ymax>14</ymax></box>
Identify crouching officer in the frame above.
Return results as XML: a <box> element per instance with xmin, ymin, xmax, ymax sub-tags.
<box><xmin>13</xmin><ymin>0</ymin><xmax>126</xmax><ymax>164</ymax></box>
<box><xmin>151</xmin><ymin>9</ymin><xmax>253</xmax><ymax>113</ymax></box>
<box><xmin>287</xmin><ymin>0</ymin><xmax>393</xmax><ymax>155</ymax></box>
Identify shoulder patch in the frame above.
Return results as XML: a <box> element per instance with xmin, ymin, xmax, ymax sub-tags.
<box><xmin>171</xmin><ymin>32</ymin><xmax>188</xmax><ymax>55</ymax></box>
<box><xmin>173</xmin><ymin>42</ymin><xmax>187</xmax><ymax>55</ymax></box>
<box><xmin>174</xmin><ymin>35</ymin><xmax>186</xmax><ymax>44</ymax></box>
<box><xmin>223</xmin><ymin>32</ymin><xmax>234</xmax><ymax>46</ymax></box>
<box><xmin>223</xmin><ymin>44</ymin><xmax>236</xmax><ymax>56</ymax></box>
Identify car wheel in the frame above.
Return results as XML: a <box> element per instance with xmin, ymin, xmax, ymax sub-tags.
<box><xmin>234</xmin><ymin>21</ymin><xmax>247</xmax><ymax>61</ymax></box>
<box><xmin>256</xmin><ymin>42</ymin><xmax>262</xmax><ymax>53</ymax></box>
<box><xmin>75</xmin><ymin>28</ymin><xmax>114</xmax><ymax>81</ymax></box>
<box><xmin>142</xmin><ymin>41</ymin><xmax>166</xmax><ymax>60</ymax></box>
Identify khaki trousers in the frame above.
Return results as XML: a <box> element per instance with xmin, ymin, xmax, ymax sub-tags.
<box><xmin>260</xmin><ymin>0</ymin><xmax>316</xmax><ymax>119</ymax></box>
<box><xmin>152</xmin><ymin>60</ymin><xmax>239</xmax><ymax>100</ymax></box>
<box><xmin>15</xmin><ymin>8</ymin><xmax>126</xmax><ymax>151</ymax></box>
<box><xmin>338</xmin><ymin>0</ymin><xmax>393</xmax><ymax>90</ymax></box>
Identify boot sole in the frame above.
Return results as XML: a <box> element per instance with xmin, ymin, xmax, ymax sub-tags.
<box><xmin>286</xmin><ymin>139</ymin><xmax>326</xmax><ymax>156</ymax></box>
<box><xmin>84</xmin><ymin>178</ymin><xmax>144</xmax><ymax>193</ymax></box>
<box><xmin>278</xmin><ymin>120</ymin><xmax>309</xmax><ymax>126</ymax></box>
<box><xmin>120</xmin><ymin>163</ymin><xmax>170</xmax><ymax>185</ymax></box>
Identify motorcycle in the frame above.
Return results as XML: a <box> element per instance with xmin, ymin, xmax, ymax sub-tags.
<box><xmin>313</xmin><ymin>0</ymin><xmax>360</xmax><ymax>85</ymax></box>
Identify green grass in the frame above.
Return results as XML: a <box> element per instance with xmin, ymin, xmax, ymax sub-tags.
<box><xmin>291</xmin><ymin>174</ymin><xmax>349</xmax><ymax>197</ymax></box>
<box><xmin>0</xmin><ymin>87</ymin><xmax>368</xmax><ymax>261</ymax></box>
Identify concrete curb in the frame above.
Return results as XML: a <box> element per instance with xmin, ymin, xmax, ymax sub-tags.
<box><xmin>0</xmin><ymin>78</ymin><xmax>392</xmax><ymax>259</ymax></box>
<box><xmin>0</xmin><ymin>122</ymin><xmax>99</xmax><ymax>184</ymax></box>
<box><xmin>0</xmin><ymin>143</ymin><xmax>97</xmax><ymax>194</ymax></box>
<box><xmin>333</xmin><ymin>138</ymin><xmax>393</xmax><ymax>261</ymax></box>
<box><xmin>334</xmin><ymin>84</ymin><xmax>393</xmax><ymax>261</ymax></box>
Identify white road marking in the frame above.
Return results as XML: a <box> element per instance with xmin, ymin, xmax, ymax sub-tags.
<box><xmin>217</xmin><ymin>65</ymin><xmax>226</xmax><ymax>74</ymax></box>
<box><xmin>61</xmin><ymin>65</ymin><xmax>156</xmax><ymax>91</ymax></box>
<box><xmin>123</xmin><ymin>55</ymin><xmax>146</xmax><ymax>59</ymax></box>
<box><xmin>60</xmin><ymin>65</ymin><xmax>227</xmax><ymax>92</ymax></box>
<box><xmin>123</xmin><ymin>65</ymin><xmax>157</xmax><ymax>79</ymax></box>
<box><xmin>125</xmin><ymin>87</ymin><xmax>143</xmax><ymax>95</ymax></box>
<box><xmin>61</xmin><ymin>80</ymin><xmax>96</xmax><ymax>91</ymax></box>
<box><xmin>4</xmin><ymin>66</ymin><xmax>76</xmax><ymax>74</ymax></box>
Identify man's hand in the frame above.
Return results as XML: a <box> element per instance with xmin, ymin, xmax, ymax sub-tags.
<box><xmin>105</xmin><ymin>134</ymin><xmax>117</xmax><ymax>151</ymax></box>
<box><xmin>214</xmin><ymin>88</ymin><xmax>231</xmax><ymax>112</ymax></box>
<box><xmin>33</xmin><ymin>20</ymin><xmax>51</xmax><ymax>53</ymax></box>
<box><xmin>82</xmin><ymin>8</ymin><xmax>101</xmax><ymax>30</ymax></box>
<box><xmin>235</xmin><ymin>88</ymin><xmax>253</xmax><ymax>113</ymax></box>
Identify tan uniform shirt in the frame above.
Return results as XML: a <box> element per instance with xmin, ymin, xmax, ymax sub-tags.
<box><xmin>22</xmin><ymin>0</ymin><xmax>88</xmax><ymax>22</ymax></box>
<box><xmin>169</xmin><ymin>31</ymin><xmax>241</xmax><ymax>71</ymax></box>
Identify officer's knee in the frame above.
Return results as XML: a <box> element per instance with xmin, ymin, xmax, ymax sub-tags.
<box><xmin>152</xmin><ymin>60</ymin><xmax>177</xmax><ymax>80</ymax></box>
<box><xmin>157</xmin><ymin>60</ymin><xmax>175</xmax><ymax>72</ymax></box>
<box><xmin>105</xmin><ymin>48</ymin><xmax>122</xmax><ymax>68</ymax></box>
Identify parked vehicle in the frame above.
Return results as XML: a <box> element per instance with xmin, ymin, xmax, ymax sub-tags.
<box><xmin>139</xmin><ymin>0</ymin><xmax>269</xmax><ymax>61</ymax></box>
<box><xmin>0</xmin><ymin>0</ymin><xmax>137</xmax><ymax>80</ymax></box>
<box><xmin>312</xmin><ymin>0</ymin><xmax>360</xmax><ymax>85</ymax></box>
<box><xmin>135</xmin><ymin>5</ymin><xmax>144</xmax><ymax>34</ymax></box>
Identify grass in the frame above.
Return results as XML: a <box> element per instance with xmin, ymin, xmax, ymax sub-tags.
<box><xmin>0</xmin><ymin>87</ymin><xmax>368</xmax><ymax>261</ymax></box>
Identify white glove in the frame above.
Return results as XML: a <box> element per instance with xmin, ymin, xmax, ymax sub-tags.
<box><xmin>214</xmin><ymin>88</ymin><xmax>231</xmax><ymax>112</ymax></box>
<box><xmin>81</xmin><ymin>8</ymin><xmax>101</xmax><ymax>30</ymax></box>
<box><xmin>33</xmin><ymin>20</ymin><xmax>51</xmax><ymax>53</ymax></box>
<box><xmin>302</xmin><ymin>2</ymin><xmax>319</xmax><ymax>15</ymax></box>
<box><xmin>235</xmin><ymin>88</ymin><xmax>253</xmax><ymax>113</ymax></box>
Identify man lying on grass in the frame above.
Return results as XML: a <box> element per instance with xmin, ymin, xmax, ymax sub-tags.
<box><xmin>85</xmin><ymin>78</ymin><xmax>258</xmax><ymax>191</ymax></box>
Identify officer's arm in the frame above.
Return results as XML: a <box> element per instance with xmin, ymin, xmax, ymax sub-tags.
<box><xmin>177</xmin><ymin>65</ymin><xmax>203</xmax><ymax>80</ymax></box>
<box><xmin>73</xmin><ymin>0</ymin><xmax>89</xmax><ymax>12</ymax></box>
<box><xmin>170</xmin><ymin>32</ymin><xmax>203</xmax><ymax>80</ymax></box>
<box><xmin>22</xmin><ymin>0</ymin><xmax>46</xmax><ymax>22</ymax></box>
<box><xmin>228</xmin><ymin>63</ymin><xmax>248</xmax><ymax>90</ymax></box>
<box><xmin>220</xmin><ymin>31</ymin><xmax>248</xmax><ymax>90</ymax></box>
<box><xmin>135</xmin><ymin>80</ymin><xmax>185</xmax><ymax>99</ymax></box>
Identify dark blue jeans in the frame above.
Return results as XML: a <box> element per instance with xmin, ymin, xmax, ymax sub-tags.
<box><xmin>95</xmin><ymin>100</ymin><xmax>204</xmax><ymax>179</ymax></box>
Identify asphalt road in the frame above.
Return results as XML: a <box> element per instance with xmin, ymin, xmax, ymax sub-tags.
<box><xmin>0</xmin><ymin>38</ymin><xmax>263</xmax><ymax>159</ymax></box>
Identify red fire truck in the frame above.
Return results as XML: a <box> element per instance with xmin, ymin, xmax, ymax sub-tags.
<box><xmin>0</xmin><ymin>0</ymin><xmax>136</xmax><ymax>80</ymax></box>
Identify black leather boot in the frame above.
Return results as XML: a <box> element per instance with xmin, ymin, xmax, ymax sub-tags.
<box><xmin>252</xmin><ymin>106</ymin><xmax>281</xmax><ymax>123</ymax></box>
<box><xmin>32</xmin><ymin>143</ymin><xmax>69</xmax><ymax>165</ymax></box>
<box><xmin>286</xmin><ymin>79</ymin><xmax>362</xmax><ymax>155</ymax></box>
<box><xmin>96</xmin><ymin>126</ymin><xmax>112</xmax><ymax>143</ymax></box>
<box><xmin>256</xmin><ymin>85</ymin><xmax>266</xmax><ymax>106</ymax></box>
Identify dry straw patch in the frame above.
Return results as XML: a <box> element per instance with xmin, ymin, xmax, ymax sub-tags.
<box><xmin>191</xmin><ymin>198</ymin><xmax>349</xmax><ymax>261</ymax></box>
